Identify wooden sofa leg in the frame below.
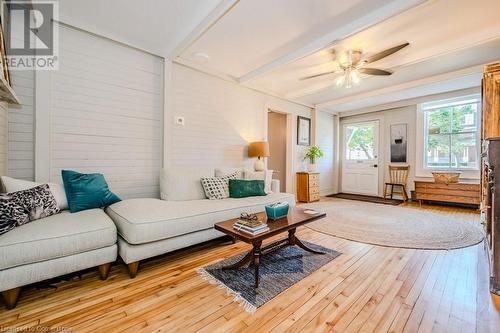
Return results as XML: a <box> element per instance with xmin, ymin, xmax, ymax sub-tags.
<box><xmin>127</xmin><ymin>261</ymin><xmax>139</xmax><ymax>278</ymax></box>
<box><xmin>2</xmin><ymin>287</ymin><xmax>21</xmax><ymax>310</ymax></box>
<box><xmin>98</xmin><ymin>263</ymin><xmax>111</xmax><ymax>280</ymax></box>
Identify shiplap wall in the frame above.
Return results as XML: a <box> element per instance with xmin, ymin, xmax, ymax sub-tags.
<box><xmin>0</xmin><ymin>102</ymin><xmax>8</xmax><ymax>176</ymax></box>
<box><xmin>8</xmin><ymin>70</ymin><xmax>35</xmax><ymax>180</ymax></box>
<box><xmin>315</xmin><ymin>110</ymin><xmax>335</xmax><ymax>195</ymax></box>
<box><xmin>170</xmin><ymin>64</ymin><xmax>311</xmax><ymax>192</ymax></box>
<box><xmin>40</xmin><ymin>25</ymin><xmax>164</xmax><ymax>199</ymax></box>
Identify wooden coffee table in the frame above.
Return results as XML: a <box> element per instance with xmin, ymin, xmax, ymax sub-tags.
<box><xmin>214</xmin><ymin>207</ymin><xmax>326</xmax><ymax>288</ymax></box>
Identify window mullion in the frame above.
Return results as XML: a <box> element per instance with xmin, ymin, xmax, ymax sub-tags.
<box><xmin>449</xmin><ymin>108</ymin><xmax>452</xmax><ymax>168</ymax></box>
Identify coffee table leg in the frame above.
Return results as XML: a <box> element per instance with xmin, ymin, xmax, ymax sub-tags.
<box><xmin>221</xmin><ymin>250</ymin><xmax>254</xmax><ymax>270</ymax></box>
<box><xmin>288</xmin><ymin>228</ymin><xmax>326</xmax><ymax>255</ymax></box>
<box><xmin>253</xmin><ymin>241</ymin><xmax>262</xmax><ymax>288</ymax></box>
<box><xmin>288</xmin><ymin>228</ymin><xmax>297</xmax><ymax>245</ymax></box>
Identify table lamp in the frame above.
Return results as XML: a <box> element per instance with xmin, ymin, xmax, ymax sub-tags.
<box><xmin>248</xmin><ymin>141</ymin><xmax>270</xmax><ymax>171</ymax></box>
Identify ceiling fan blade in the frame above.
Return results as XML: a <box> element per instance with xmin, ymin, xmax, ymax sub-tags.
<box><xmin>359</xmin><ymin>68</ymin><xmax>392</xmax><ymax>75</ymax></box>
<box><xmin>299</xmin><ymin>70</ymin><xmax>341</xmax><ymax>80</ymax></box>
<box><xmin>364</xmin><ymin>42</ymin><xmax>409</xmax><ymax>64</ymax></box>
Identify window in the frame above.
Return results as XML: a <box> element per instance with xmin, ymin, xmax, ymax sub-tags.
<box><xmin>421</xmin><ymin>95</ymin><xmax>480</xmax><ymax>170</ymax></box>
<box><xmin>345</xmin><ymin>123</ymin><xmax>375</xmax><ymax>160</ymax></box>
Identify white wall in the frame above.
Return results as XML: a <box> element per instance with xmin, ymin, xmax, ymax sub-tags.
<box><xmin>0</xmin><ymin>102</ymin><xmax>8</xmax><ymax>177</ymax></box>
<box><xmin>5</xmin><ymin>28</ymin><xmax>313</xmax><ymax>197</ymax></box>
<box><xmin>337</xmin><ymin>87</ymin><xmax>481</xmax><ymax>198</ymax></box>
<box><xmin>314</xmin><ymin>110</ymin><xmax>335</xmax><ymax>195</ymax></box>
<box><xmin>341</xmin><ymin>106</ymin><xmax>416</xmax><ymax>197</ymax></box>
<box><xmin>35</xmin><ymin>25</ymin><xmax>164</xmax><ymax>199</ymax></box>
<box><xmin>7</xmin><ymin>70</ymin><xmax>35</xmax><ymax>180</ymax></box>
<box><xmin>169</xmin><ymin>63</ymin><xmax>312</xmax><ymax>193</ymax></box>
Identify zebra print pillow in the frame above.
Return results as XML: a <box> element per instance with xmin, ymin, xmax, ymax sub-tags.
<box><xmin>0</xmin><ymin>184</ymin><xmax>60</xmax><ymax>236</ymax></box>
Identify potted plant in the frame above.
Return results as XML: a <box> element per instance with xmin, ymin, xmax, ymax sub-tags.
<box><xmin>304</xmin><ymin>146</ymin><xmax>324</xmax><ymax>172</ymax></box>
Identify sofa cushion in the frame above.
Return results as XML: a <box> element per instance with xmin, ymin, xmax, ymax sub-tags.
<box><xmin>0</xmin><ymin>209</ymin><xmax>117</xmax><ymax>270</ymax></box>
<box><xmin>214</xmin><ymin>168</ymin><xmax>245</xmax><ymax>179</ymax></box>
<box><xmin>1</xmin><ymin>176</ymin><xmax>69</xmax><ymax>210</ymax></box>
<box><xmin>106</xmin><ymin>192</ymin><xmax>296</xmax><ymax>244</ymax></box>
<box><xmin>160</xmin><ymin>167</ymin><xmax>214</xmax><ymax>201</ymax></box>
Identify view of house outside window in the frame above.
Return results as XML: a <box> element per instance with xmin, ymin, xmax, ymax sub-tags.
<box><xmin>423</xmin><ymin>95</ymin><xmax>480</xmax><ymax>170</ymax></box>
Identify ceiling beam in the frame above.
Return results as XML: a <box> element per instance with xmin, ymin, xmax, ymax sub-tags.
<box><xmin>316</xmin><ymin>64</ymin><xmax>485</xmax><ymax>109</ymax></box>
<box><xmin>173</xmin><ymin>59</ymin><xmax>314</xmax><ymax>109</ymax></box>
<box><xmin>168</xmin><ymin>0</ymin><xmax>240</xmax><ymax>59</ymax></box>
<box><xmin>237</xmin><ymin>0</ymin><xmax>426</xmax><ymax>83</ymax></box>
<box><xmin>331</xmin><ymin>86</ymin><xmax>481</xmax><ymax>117</ymax></box>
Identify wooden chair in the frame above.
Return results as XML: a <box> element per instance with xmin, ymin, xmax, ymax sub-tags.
<box><xmin>384</xmin><ymin>165</ymin><xmax>410</xmax><ymax>201</ymax></box>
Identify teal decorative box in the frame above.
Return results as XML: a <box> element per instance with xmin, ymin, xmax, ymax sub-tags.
<box><xmin>265</xmin><ymin>202</ymin><xmax>289</xmax><ymax>220</ymax></box>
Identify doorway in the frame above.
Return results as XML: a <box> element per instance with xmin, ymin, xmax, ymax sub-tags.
<box><xmin>341</xmin><ymin>120</ymin><xmax>380</xmax><ymax>196</ymax></box>
<box><xmin>268</xmin><ymin>111</ymin><xmax>287</xmax><ymax>192</ymax></box>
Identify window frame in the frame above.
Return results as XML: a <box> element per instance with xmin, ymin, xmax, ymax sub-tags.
<box><xmin>422</xmin><ymin>99</ymin><xmax>481</xmax><ymax>171</ymax></box>
<box><xmin>416</xmin><ymin>93</ymin><xmax>481</xmax><ymax>179</ymax></box>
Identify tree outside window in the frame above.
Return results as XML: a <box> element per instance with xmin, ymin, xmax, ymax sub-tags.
<box><xmin>425</xmin><ymin>101</ymin><xmax>479</xmax><ymax>169</ymax></box>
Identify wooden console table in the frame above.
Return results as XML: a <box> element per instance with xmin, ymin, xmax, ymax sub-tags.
<box><xmin>414</xmin><ymin>180</ymin><xmax>480</xmax><ymax>206</ymax></box>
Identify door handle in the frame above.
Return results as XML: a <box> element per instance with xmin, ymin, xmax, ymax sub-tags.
<box><xmin>373</xmin><ymin>164</ymin><xmax>378</xmax><ymax>168</ymax></box>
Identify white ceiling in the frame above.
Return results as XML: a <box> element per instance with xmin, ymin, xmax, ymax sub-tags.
<box><xmin>58</xmin><ymin>0</ymin><xmax>221</xmax><ymax>56</ymax></box>
<box><xmin>179</xmin><ymin>0</ymin><xmax>397</xmax><ymax>77</ymax></box>
<box><xmin>59</xmin><ymin>0</ymin><xmax>500</xmax><ymax>114</ymax></box>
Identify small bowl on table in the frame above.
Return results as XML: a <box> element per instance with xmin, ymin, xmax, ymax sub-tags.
<box><xmin>265</xmin><ymin>203</ymin><xmax>289</xmax><ymax>220</ymax></box>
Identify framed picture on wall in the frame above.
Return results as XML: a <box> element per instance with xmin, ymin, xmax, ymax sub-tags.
<box><xmin>390</xmin><ymin>123</ymin><xmax>407</xmax><ymax>163</ymax></box>
<box><xmin>297</xmin><ymin>116</ymin><xmax>311</xmax><ymax>146</ymax></box>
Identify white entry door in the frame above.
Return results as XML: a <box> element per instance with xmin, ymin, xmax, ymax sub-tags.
<box><xmin>341</xmin><ymin>121</ymin><xmax>379</xmax><ymax>196</ymax></box>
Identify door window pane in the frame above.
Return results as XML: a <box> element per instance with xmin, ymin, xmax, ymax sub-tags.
<box><xmin>345</xmin><ymin>124</ymin><xmax>374</xmax><ymax>160</ymax></box>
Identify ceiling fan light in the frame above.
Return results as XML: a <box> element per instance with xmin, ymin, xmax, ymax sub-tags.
<box><xmin>336</xmin><ymin>75</ymin><xmax>345</xmax><ymax>87</ymax></box>
<box><xmin>350</xmin><ymin>70</ymin><xmax>360</xmax><ymax>84</ymax></box>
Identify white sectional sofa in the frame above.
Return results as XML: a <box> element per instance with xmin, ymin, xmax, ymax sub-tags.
<box><xmin>105</xmin><ymin>167</ymin><xmax>296</xmax><ymax>277</ymax></box>
<box><xmin>0</xmin><ymin>209</ymin><xmax>117</xmax><ymax>309</ymax></box>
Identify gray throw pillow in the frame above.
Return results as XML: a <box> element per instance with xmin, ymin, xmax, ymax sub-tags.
<box><xmin>0</xmin><ymin>184</ymin><xmax>60</xmax><ymax>236</ymax></box>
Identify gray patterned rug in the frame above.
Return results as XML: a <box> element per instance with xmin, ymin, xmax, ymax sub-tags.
<box><xmin>197</xmin><ymin>241</ymin><xmax>341</xmax><ymax>313</ymax></box>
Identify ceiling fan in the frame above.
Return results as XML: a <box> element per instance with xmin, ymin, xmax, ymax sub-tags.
<box><xmin>300</xmin><ymin>42</ymin><xmax>410</xmax><ymax>88</ymax></box>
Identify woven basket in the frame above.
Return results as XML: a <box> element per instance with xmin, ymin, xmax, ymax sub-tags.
<box><xmin>432</xmin><ymin>172</ymin><xmax>461</xmax><ymax>184</ymax></box>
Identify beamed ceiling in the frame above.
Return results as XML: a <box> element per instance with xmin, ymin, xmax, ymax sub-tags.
<box><xmin>60</xmin><ymin>0</ymin><xmax>500</xmax><ymax>114</ymax></box>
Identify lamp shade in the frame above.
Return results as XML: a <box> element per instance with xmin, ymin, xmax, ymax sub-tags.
<box><xmin>248</xmin><ymin>141</ymin><xmax>270</xmax><ymax>158</ymax></box>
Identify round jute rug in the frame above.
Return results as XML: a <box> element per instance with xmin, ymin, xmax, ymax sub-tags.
<box><xmin>303</xmin><ymin>198</ymin><xmax>484</xmax><ymax>250</ymax></box>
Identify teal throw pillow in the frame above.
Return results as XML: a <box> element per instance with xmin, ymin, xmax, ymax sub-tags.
<box><xmin>61</xmin><ymin>170</ymin><xmax>121</xmax><ymax>213</ymax></box>
<box><xmin>228</xmin><ymin>179</ymin><xmax>266</xmax><ymax>198</ymax></box>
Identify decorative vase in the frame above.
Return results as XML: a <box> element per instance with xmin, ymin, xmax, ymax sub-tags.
<box><xmin>308</xmin><ymin>163</ymin><xmax>317</xmax><ymax>172</ymax></box>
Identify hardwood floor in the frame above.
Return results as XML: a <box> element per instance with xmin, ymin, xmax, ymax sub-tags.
<box><xmin>1</xmin><ymin>203</ymin><xmax>499</xmax><ymax>332</ymax></box>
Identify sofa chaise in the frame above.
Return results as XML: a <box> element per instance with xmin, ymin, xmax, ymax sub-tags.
<box><xmin>0</xmin><ymin>209</ymin><xmax>117</xmax><ymax>309</ymax></box>
<box><xmin>106</xmin><ymin>167</ymin><xmax>296</xmax><ymax>277</ymax></box>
